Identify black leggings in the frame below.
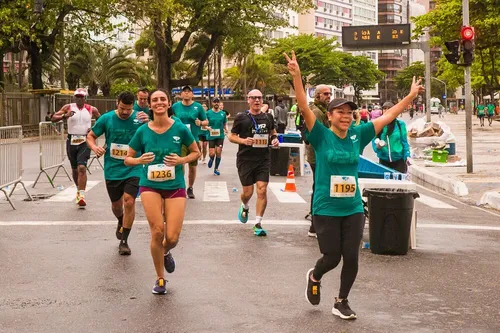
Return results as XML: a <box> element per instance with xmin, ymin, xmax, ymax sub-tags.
<box><xmin>309</xmin><ymin>163</ymin><xmax>316</xmax><ymax>215</ymax></box>
<box><xmin>312</xmin><ymin>213</ymin><xmax>365</xmax><ymax>299</ymax></box>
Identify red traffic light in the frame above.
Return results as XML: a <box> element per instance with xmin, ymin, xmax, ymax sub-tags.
<box><xmin>461</xmin><ymin>26</ymin><xmax>474</xmax><ymax>40</ymax></box>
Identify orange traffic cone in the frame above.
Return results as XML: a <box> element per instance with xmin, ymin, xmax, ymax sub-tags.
<box><xmin>284</xmin><ymin>164</ymin><xmax>297</xmax><ymax>192</ymax></box>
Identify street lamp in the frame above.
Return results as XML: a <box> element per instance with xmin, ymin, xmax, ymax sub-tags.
<box><xmin>431</xmin><ymin>77</ymin><xmax>447</xmax><ymax>111</ymax></box>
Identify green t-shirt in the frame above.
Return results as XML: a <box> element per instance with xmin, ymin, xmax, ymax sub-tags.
<box><xmin>206</xmin><ymin>109</ymin><xmax>227</xmax><ymax>140</ymax></box>
<box><xmin>133</xmin><ymin>101</ymin><xmax>150</xmax><ymax>117</ymax></box>
<box><xmin>128</xmin><ymin>121</ymin><xmax>195</xmax><ymax>190</ymax></box>
<box><xmin>306</xmin><ymin>120</ymin><xmax>375</xmax><ymax>217</ymax></box>
<box><xmin>487</xmin><ymin>104</ymin><xmax>495</xmax><ymax>115</ymax></box>
<box><xmin>477</xmin><ymin>105</ymin><xmax>485</xmax><ymax>116</ymax></box>
<box><xmin>172</xmin><ymin>101</ymin><xmax>207</xmax><ymax>142</ymax></box>
<box><xmin>91</xmin><ymin>110</ymin><xmax>144</xmax><ymax>181</ymax></box>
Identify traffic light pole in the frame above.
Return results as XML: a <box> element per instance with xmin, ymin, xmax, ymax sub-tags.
<box><xmin>425</xmin><ymin>44</ymin><xmax>431</xmax><ymax>122</ymax></box>
<box><xmin>463</xmin><ymin>0</ymin><xmax>473</xmax><ymax>173</ymax></box>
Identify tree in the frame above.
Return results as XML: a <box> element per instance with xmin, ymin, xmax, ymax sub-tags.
<box><xmin>265</xmin><ymin>34</ymin><xmax>344</xmax><ymax>87</ymax></box>
<box><xmin>124</xmin><ymin>0</ymin><xmax>313</xmax><ymax>93</ymax></box>
<box><xmin>394</xmin><ymin>62</ymin><xmax>425</xmax><ymax>97</ymax></box>
<box><xmin>413</xmin><ymin>0</ymin><xmax>500</xmax><ymax>99</ymax></box>
<box><xmin>0</xmin><ymin>0</ymin><xmax>119</xmax><ymax>89</ymax></box>
<box><xmin>339</xmin><ymin>53</ymin><xmax>385</xmax><ymax>104</ymax></box>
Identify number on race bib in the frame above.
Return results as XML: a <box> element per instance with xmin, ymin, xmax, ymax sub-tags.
<box><xmin>252</xmin><ymin>134</ymin><xmax>268</xmax><ymax>148</ymax></box>
<box><xmin>147</xmin><ymin>164</ymin><xmax>175</xmax><ymax>182</ymax></box>
<box><xmin>110</xmin><ymin>143</ymin><xmax>129</xmax><ymax>160</ymax></box>
<box><xmin>70</xmin><ymin>135</ymin><xmax>86</xmax><ymax>146</ymax></box>
<box><xmin>210</xmin><ymin>129</ymin><xmax>220</xmax><ymax>136</ymax></box>
<box><xmin>330</xmin><ymin>176</ymin><xmax>357</xmax><ymax>198</ymax></box>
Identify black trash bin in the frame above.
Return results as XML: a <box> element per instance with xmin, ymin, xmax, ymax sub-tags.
<box><xmin>363</xmin><ymin>188</ymin><xmax>419</xmax><ymax>255</ymax></box>
<box><xmin>270</xmin><ymin>147</ymin><xmax>290</xmax><ymax>176</ymax></box>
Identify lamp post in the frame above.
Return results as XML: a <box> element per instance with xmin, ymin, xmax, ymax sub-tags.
<box><xmin>431</xmin><ymin>77</ymin><xmax>447</xmax><ymax>111</ymax></box>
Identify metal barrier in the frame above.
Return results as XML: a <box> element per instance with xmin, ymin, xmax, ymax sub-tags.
<box><xmin>0</xmin><ymin>125</ymin><xmax>33</xmax><ymax>209</ymax></box>
<box><xmin>87</xmin><ymin>119</ymin><xmax>103</xmax><ymax>174</ymax></box>
<box><xmin>32</xmin><ymin>121</ymin><xmax>72</xmax><ymax>188</ymax></box>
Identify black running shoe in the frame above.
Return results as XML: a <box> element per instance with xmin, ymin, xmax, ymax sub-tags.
<box><xmin>164</xmin><ymin>251</ymin><xmax>175</xmax><ymax>273</ymax></box>
<box><xmin>187</xmin><ymin>187</ymin><xmax>195</xmax><ymax>199</ymax></box>
<box><xmin>305</xmin><ymin>268</ymin><xmax>321</xmax><ymax>305</ymax></box>
<box><xmin>118</xmin><ymin>242</ymin><xmax>131</xmax><ymax>255</ymax></box>
<box><xmin>116</xmin><ymin>222</ymin><xmax>123</xmax><ymax>240</ymax></box>
<box><xmin>332</xmin><ymin>298</ymin><xmax>357</xmax><ymax>320</ymax></box>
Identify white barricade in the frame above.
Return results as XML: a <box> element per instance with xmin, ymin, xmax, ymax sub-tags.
<box><xmin>0</xmin><ymin>125</ymin><xmax>33</xmax><ymax>209</ymax></box>
<box><xmin>32</xmin><ymin>121</ymin><xmax>72</xmax><ymax>188</ymax></box>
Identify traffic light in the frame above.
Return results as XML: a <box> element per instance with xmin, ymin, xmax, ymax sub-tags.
<box><xmin>444</xmin><ymin>41</ymin><xmax>460</xmax><ymax>65</ymax></box>
<box><xmin>461</xmin><ymin>26</ymin><xmax>475</xmax><ymax>66</ymax></box>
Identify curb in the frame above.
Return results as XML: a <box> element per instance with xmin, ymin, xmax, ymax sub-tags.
<box><xmin>479</xmin><ymin>191</ymin><xmax>500</xmax><ymax>210</ymax></box>
<box><xmin>409</xmin><ymin>164</ymin><xmax>469</xmax><ymax>197</ymax></box>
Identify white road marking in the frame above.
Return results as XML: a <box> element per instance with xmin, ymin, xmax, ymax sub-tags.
<box><xmin>416</xmin><ymin>194</ymin><xmax>457</xmax><ymax>209</ymax></box>
<box><xmin>2</xmin><ymin>220</ymin><xmax>500</xmax><ymax>231</ymax></box>
<box><xmin>46</xmin><ymin>181</ymin><xmax>101</xmax><ymax>202</ymax></box>
<box><xmin>203</xmin><ymin>181</ymin><xmax>230</xmax><ymax>202</ymax></box>
<box><xmin>268</xmin><ymin>182</ymin><xmax>306</xmax><ymax>204</ymax></box>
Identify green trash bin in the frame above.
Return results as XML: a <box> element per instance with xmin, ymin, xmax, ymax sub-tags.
<box><xmin>362</xmin><ymin>188</ymin><xmax>419</xmax><ymax>255</ymax></box>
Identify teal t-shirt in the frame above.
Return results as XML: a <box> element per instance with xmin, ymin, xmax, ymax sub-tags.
<box><xmin>477</xmin><ymin>105</ymin><xmax>485</xmax><ymax>116</ymax></box>
<box><xmin>91</xmin><ymin>110</ymin><xmax>144</xmax><ymax>181</ymax></box>
<box><xmin>172</xmin><ymin>101</ymin><xmax>207</xmax><ymax>142</ymax></box>
<box><xmin>133</xmin><ymin>101</ymin><xmax>150</xmax><ymax>117</ymax></box>
<box><xmin>128</xmin><ymin>121</ymin><xmax>195</xmax><ymax>190</ymax></box>
<box><xmin>306</xmin><ymin>120</ymin><xmax>375</xmax><ymax>217</ymax></box>
<box><xmin>487</xmin><ymin>104</ymin><xmax>495</xmax><ymax>115</ymax></box>
<box><xmin>206</xmin><ymin>109</ymin><xmax>227</xmax><ymax>140</ymax></box>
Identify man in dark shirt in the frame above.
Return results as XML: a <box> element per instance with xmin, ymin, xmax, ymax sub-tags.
<box><xmin>229</xmin><ymin>89</ymin><xmax>279</xmax><ymax>237</ymax></box>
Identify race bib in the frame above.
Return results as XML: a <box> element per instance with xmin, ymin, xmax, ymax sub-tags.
<box><xmin>185</xmin><ymin>124</ymin><xmax>191</xmax><ymax>131</ymax></box>
<box><xmin>147</xmin><ymin>164</ymin><xmax>175</xmax><ymax>182</ymax></box>
<box><xmin>110</xmin><ymin>143</ymin><xmax>128</xmax><ymax>160</ymax></box>
<box><xmin>210</xmin><ymin>129</ymin><xmax>221</xmax><ymax>136</ymax></box>
<box><xmin>252</xmin><ymin>133</ymin><xmax>268</xmax><ymax>148</ymax></box>
<box><xmin>330</xmin><ymin>176</ymin><xmax>356</xmax><ymax>198</ymax></box>
<box><xmin>70</xmin><ymin>135</ymin><xmax>86</xmax><ymax>146</ymax></box>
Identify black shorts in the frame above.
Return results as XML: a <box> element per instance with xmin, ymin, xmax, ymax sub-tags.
<box><xmin>105</xmin><ymin>177</ymin><xmax>140</xmax><ymax>202</ymax></box>
<box><xmin>237</xmin><ymin>158</ymin><xmax>270</xmax><ymax>186</ymax></box>
<box><xmin>66</xmin><ymin>136</ymin><xmax>91</xmax><ymax>169</ymax></box>
<box><xmin>208</xmin><ymin>138</ymin><xmax>224</xmax><ymax>149</ymax></box>
<box><xmin>313</xmin><ymin>213</ymin><xmax>365</xmax><ymax>254</ymax></box>
<box><xmin>199</xmin><ymin>134</ymin><xmax>207</xmax><ymax>142</ymax></box>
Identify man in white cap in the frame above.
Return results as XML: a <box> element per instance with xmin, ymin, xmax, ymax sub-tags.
<box><xmin>52</xmin><ymin>88</ymin><xmax>101</xmax><ymax>207</ymax></box>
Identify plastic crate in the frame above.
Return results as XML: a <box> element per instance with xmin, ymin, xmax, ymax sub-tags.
<box><xmin>357</xmin><ymin>155</ymin><xmax>397</xmax><ymax>179</ymax></box>
<box><xmin>432</xmin><ymin>150</ymin><xmax>448</xmax><ymax>163</ymax></box>
<box><xmin>279</xmin><ymin>133</ymin><xmax>302</xmax><ymax>143</ymax></box>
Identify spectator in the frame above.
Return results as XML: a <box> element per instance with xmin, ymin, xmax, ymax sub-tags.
<box><xmin>274</xmin><ymin>97</ymin><xmax>289</xmax><ymax>133</ymax></box>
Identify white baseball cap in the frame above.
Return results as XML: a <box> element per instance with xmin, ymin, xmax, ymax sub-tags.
<box><xmin>73</xmin><ymin>88</ymin><xmax>88</xmax><ymax>97</ymax></box>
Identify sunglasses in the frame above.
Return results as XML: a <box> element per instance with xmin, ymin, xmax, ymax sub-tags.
<box><xmin>248</xmin><ymin>96</ymin><xmax>263</xmax><ymax>100</ymax></box>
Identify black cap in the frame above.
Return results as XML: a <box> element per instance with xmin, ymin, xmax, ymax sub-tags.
<box><xmin>327</xmin><ymin>98</ymin><xmax>358</xmax><ymax>112</ymax></box>
<box><xmin>182</xmin><ymin>85</ymin><xmax>192</xmax><ymax>92</ymax></box>
<box><xmin>382</xmin><ymin>101</ymin><xmax>394</xmax><ymax>108</ymax></box>
<box><xmin>212</xmin><ymin>97</ymin><xmax>220</xmax><ymax>102</ymax></box>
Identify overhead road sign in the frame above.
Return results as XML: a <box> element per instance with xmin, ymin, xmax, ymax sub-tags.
<box><xmin>342</xmin><ymin>24</ymin><xmax>411</xmax><ymax>49</ymax></box>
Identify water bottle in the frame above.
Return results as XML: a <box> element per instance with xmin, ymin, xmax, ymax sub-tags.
<box><xmin>56</xmin><ymin>185</ymin><xmax>64</xmax><ymax>191</ymax></box>
<box><xmin>232</xmin><ymin>187</ymin><xmax>238</xmax><ymax>193</ymax></box>
<box><xmin>362</xmin><ymin>227</ymin><xmax>370</xmax><ymax>249</ymax></box>
<box><xmin>304</xmin><ymin>163</ymin><xmax>312</xmax><ymax>175</ymax></box>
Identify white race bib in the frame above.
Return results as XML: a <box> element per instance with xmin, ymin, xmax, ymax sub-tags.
<box><xmin>210</xmin><ymin>129</ymin><xmax>221</xmax><ymax>136</ymax></box>
<box><xmin>252</xmin><ymin>134</ymin><xmax>268</xmax><ymax>148</ymax></box>
<box><xmin>70</xmin><ymin>135</ymin><xmax>86</xmax><ymax>146</ymax></box>
<box><xmin>110</xmin><ymin>143</ymin><xmax>128</xmax><ymax>160</ymax></box>
<box><xmin>147</xmin><ymin>164</ymin><xmax>175</xmax><ymax>182</ymax></box>
<box><xmin>330</xmin><ymin>176</ymin><xmax>356</xmax><ymax>198</ymax></box>
<box><xmin>185</xmin><ymin>124</ymin><xmax>191</xmax><ymax>131</ymax></box>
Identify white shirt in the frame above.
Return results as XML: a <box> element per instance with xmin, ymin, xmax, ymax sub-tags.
<box><xmin>67</xmin><ymin>103</ymin><xmax>92</xmax><ymax>135</ymax></box>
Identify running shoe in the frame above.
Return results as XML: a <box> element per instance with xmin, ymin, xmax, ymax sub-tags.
<box><xmin>332</xmin><ymin>298</ymin><xmax>357</xmax><ymax>320</ymax></box>
<box><xmin>152</xmin><ymin>278</ymin><xmax>167</xmax><ymax>295</ymax></box>
<box><xmin>253</xmin><ymin>223</ymin><xmax>267</xmax><ymax>237</ymax></box>
<box><xmin>187</xmin><ymin>187</ymin><xmax>195</xmax><ymax>199</ymax></box>
<box><xmin>201</xmin><ymin>158</ymin><xmax>206</xmax><ymax>164</ymax></box>
<box><xmin>164</xmin><ymin>251</ymin><xmax>175</xmax><ymax>273</ymax></box>
<box><xmin>308</xmin><ymin>223</ymin><xmax>317</xmax><ymax>238</ymax></box>
<box><xmin>77</xmin><ymin>194</ymin><xmax>86</xmax><ymax>208</ymax></box>
<box><xmin>214</xmin><ymin>169</ymin><xmax>220</xmax><ymax>176</ymax></box>
<box><xmin>116</xmin><ymin>222</ymin><xmax>123</xmax><ymax>240</ymax></box>
<box><xmin>238</xmin><ymin>204</ymin><xmax>249</xmax><ymax>223</ymax></box>
<box><xmin>305</xmin><ymin>268</ymin><xmax>321</xmax><ymax>305</ymax></box>
<box><xmin>207</xmin><ymin>158</ymin><xmax>214</xmax><ymax>168</ymax></box>
<box><xmin>75</xmin><ymin>191</ymin><xmax>80</xmax><ymax>204</ymax></box>
<box><xmin>118</xmin><ymin>242</ymin><xmax>131</xmax><ymax>255</ymax></box>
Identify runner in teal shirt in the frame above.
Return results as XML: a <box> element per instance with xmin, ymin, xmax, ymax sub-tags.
<box><xmin>87</xmin><ymin>92</ymin><xmax>150</xmax><ymax>256</ymax></box>
<box><xmin>124</xmin><ymin>89</ymin><xmax>200</xmax><ymax>295</ymax></box>
<box><xmin>206</xmin><ymin>97</ymin><xmax>228</xmax><ymax>175</ymax></box>
<box><xmin>133</xmin><ymin>88</ymin><xmax>151</xmax><ymax>117</ymax></box>
<box><xmin>285</xmin><ymin>50</ymin><xmax>424</xmax><ymax>320</ymax></box>
<box><xmin>171</xmin><ymin>85</ymin><xmax>208</xmax><ymax>199</ymax></box>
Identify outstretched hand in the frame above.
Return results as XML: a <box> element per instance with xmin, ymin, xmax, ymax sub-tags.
<box><xmin>283</xmin><ymin>51</ymin><xmax>300</xmax><ymax>77</ymax></box>
<box><xmin>409</xmin><ymin>76</ymin><xmax>425</xmax><ymax>99</ymax></box>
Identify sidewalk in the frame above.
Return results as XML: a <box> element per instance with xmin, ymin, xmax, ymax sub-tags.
<box><xmin>406</xmin><ymin>112</ymin><xmax>500</xmax><ymax>209</ymax></box>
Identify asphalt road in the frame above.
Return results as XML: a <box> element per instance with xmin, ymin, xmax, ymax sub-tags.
<box><xmin>1</xmin><ymin>136</ymin><xmax>500</xmax><ymax>333</ymax></box>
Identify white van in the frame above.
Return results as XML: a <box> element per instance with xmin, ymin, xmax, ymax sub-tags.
<box><xmin>430</xmin><ymin>97</ymin><xmax>443</xmax><ymax>114</ymax></box>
